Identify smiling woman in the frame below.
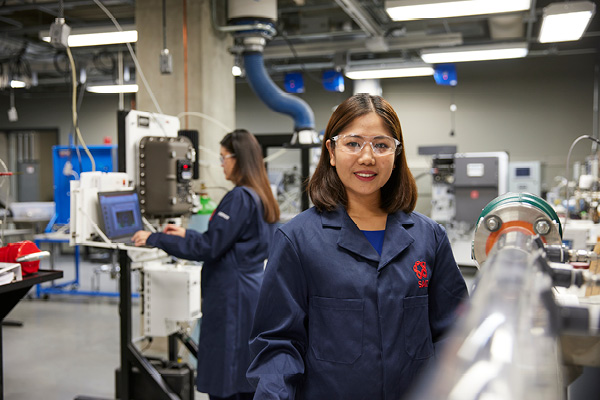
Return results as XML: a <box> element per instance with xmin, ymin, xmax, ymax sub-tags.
<box><xmin>325</xmin><ymin>112</ymin><xmax>398</xmax><ymax>229</ymax></box>
<box><xmin>247</xmin><ymin>93</ymin><xmax>469</xmax><ymax>400</ymax></box>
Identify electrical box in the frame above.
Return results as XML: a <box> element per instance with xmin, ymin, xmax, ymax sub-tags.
<box><xmin>143</xmin><ymin>263</ymin><xmax>201</xmax><ymax>337</ymax></box>
<box><xmin>17</xmin><ymin>161</ymin><xmax>39</xmax><ymax>201</ymax></box>
<box><xmin>508</xmin><ymin>161</ymin><xmax>541</xmax><ymax>196</ymax></box>
<box><xmin>138</xmin><ymin>136</ymin><xmax>195</xmax><ymax>217</ymax></box>
<box><xmin>160</xmin><ymin>49</ymin><xmax>173</xmax><ymax>74</ymax></box>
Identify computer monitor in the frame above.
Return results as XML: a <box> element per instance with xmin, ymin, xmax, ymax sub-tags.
<box><xmin>97</xmin><ymin>190</ymin><xmax>144</xmax><ymax>243</ymax></box>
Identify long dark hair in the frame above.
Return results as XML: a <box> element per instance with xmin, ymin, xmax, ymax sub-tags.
<box><xmin>307</xmin><ymin>93</ymin><xmax>417</xmax><ymax>213</ymax></box>
<box><xmin>220</xmin><ymin>129</ymin><xmax>280</xmax><ymax>223</ymax></box>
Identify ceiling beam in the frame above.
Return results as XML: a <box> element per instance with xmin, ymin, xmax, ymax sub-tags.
<box><xmin>263</xmin><ymin>32</ymin><xmax>463</xmax><ymax>59</ymax></box>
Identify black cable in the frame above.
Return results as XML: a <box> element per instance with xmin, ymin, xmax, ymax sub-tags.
<box><xmin>139</xmin><ymin>337</ymin><xmax>153</xmax><ymax>353</ymax></box>
<box><xmin>58</xmin><ymin>0</ymin><xmax>64</xmax><ymax>19</ymax></box>
<box><xmin>162</xmin><ymin>0</ymin><xmax>167</xmax><ymax>50</ymax></box>
<box><xmin>76</xmin><ymin>80</ymin><xmax>87</xmax><ymax>115</ymax></box>
<box><xmin>276</xmin><ymin>23</ymin><xmax>323</xmax><ymax>86</ymax></box>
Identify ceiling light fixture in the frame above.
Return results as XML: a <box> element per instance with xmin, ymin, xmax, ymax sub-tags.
<box><xmin>41</xmin><ymin>26</ymin><xmax>137</xmax><ymax>47</ymax></box>
<box><xmin>421</xmin><ymin>42</ymin><xmax>528</xmax><ymax>63</ymax></box>
<box><xmin>344</xmin><ymin>63</ymin><xmax>434</xmax><ymax>80</ymax></box>
<box><xmin>87</xmin><ymin>84</ymin><xmax>139</xmax><ymax>94</ymax></box>
<box><xmin>539</xmin><ymin>1</ymin><xmax>596</xmax><ymax>43</ymax></box>
<box><xmin>385</xmin><ymin>0</ymin><xmax>532</xmax><ymax>21</ymax></box>
<box><xmin>10</xmin><ymin>80</ymin><xmax>26</xmax><ymax>88</ymax></box>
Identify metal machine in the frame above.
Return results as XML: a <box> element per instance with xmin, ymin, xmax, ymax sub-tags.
<box><xmin>453</xmin><ymin>152</ymin><xmax>509</xmax><ymax>225</ymax></box>
<box><xmin>421</xmin><ymin>149</ymin><xmax>510</xmax><ymax>266</ymax></box>
<box><xmin>409</xmin><ymin>192</ymin><xmax>600</xmax><ymax>400</ymax></box>
<box><xmin>120</xmin><ymin>110</ymin><xmax>196</xmax><ymax>219</ymax></box>
<box><xmin>69</xmin><ymin>111</ymin><xmax>202</xmax><ymax>338</ymax></box>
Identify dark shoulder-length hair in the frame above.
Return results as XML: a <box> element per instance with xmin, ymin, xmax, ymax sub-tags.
<box><xmin>307</xmin><ymin>93</ymin><xmax>417</xmax><ymax>213</ymax></box>
<box><xmin>220</xmin><ymin>129</ymin><xmax>280</xmax><ymax>223</ymax></box>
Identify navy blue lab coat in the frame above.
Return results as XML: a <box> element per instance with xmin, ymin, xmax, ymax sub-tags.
<box><xmin>247</xmin><ymin>206</ymin><xmax>468</xmax><ymax>400</ymax></box>
<box><xmin>146</xmin><ymin>186</ymin><xmax>271</xmax><ymax>397</ymax></box>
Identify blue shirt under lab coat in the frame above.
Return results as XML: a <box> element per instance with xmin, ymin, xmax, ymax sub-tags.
<box><xmin>247</xmin><ymin>206</ymin><xmax>468</xmax><ymax>400</ymax></box>
<box><xmin>146</xmin><ymin>186</ymin><xmax>270</xmax><ymax>397</ymax></box>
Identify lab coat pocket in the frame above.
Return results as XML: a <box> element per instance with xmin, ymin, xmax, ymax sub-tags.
<box><xmin>403</xmin><ymin>295</ymin><xmax>433</xmax><ymax>360</ymax></box>
<box><xmin>310</xmin><ymin>296</ymin><xmax>363</xmax><ymax>364</ymax></box>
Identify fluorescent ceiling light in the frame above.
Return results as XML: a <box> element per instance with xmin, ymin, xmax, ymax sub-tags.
<box><xmin>10</xmin><ymin>80</ymin><xmax>26</xmax><ymax>88</ymax></box>
<box><xmin>421</xmin><ymin>42</ymin><xmax>528</xmax><ymax>63</ymax></box>
<box><xmin>539</xmin><ymin>1</ymin><xmax>596</xmax><ymax>43</ymax></box>
<box><xmin>41</xmin><ymin>30</ymin><xmax>137</xmax><ymax>47</ymax></box>
<box><xmin>345</xmin><ymin>64</ymin><xmax>434</xmax><ymax>80</ymax></box>
<box><xmin>385</xmin><ymin>0</ymin><xmax>531</xmax><ymax>21</ymax></box>
<box><xmin>87</xmin><ymin>84</ymin><xmax>139</xmax><ymax>93</ymax></box>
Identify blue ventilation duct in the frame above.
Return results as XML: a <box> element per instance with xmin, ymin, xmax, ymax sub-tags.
<box><xmin>243</xmin><ymin>51</ymin><xmax>315</xmax><ymax>132</ymax></box>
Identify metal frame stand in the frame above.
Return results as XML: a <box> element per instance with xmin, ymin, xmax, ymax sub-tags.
<box><xmin>118</xmin><ymin>249</ymin><xmax>180</xmax><ymax>400</ymax></box>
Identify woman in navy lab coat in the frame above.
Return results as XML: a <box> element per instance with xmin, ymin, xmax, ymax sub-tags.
<box><xmin>247</xmin><ymin>94</ymin><xmax>468</xmax><ymax>400</ymax></box>
<box><xmin>132</xmin><ymin>129</ymin><xmax>280</xmax><ymax>400</ymax></box>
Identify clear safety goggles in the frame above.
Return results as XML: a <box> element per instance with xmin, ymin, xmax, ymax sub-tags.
<box><xmin>331</xmin><ymin>134</ymin><xmax>402</xmax><ymax>156</ymax></box>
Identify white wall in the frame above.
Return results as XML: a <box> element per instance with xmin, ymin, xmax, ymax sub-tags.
<box><xmin>0</xmin><ymin>91</ymin><xmax>132</xmax><ymax>145</ymax></box>
<box><xmin>236</xmin><ymin>53</ymin><xmax>598</xmax><ymax>214</ymax></box>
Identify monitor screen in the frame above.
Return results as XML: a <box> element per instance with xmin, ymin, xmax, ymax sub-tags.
<box><xmin>515</xmin><ymin>167</ymin><xmax>530</xmax><ymax>177</ymax></box>
<box><xmin>97</xmin><ymin>190</ymin><xmax>144</xmax><ymax>240</ymax></box>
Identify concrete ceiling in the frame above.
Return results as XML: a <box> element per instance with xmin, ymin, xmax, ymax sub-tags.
<box><xmin>0</xmin><ymin>0</ymin><xmax>598</xmax><ymax>91</ymax></box>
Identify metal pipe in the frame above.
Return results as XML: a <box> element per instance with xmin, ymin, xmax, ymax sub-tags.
<box><xmin>525</xmin><ymin>0</ymin><xmax>538</xmax><ymax>43</ymax></box>
<box><xmin>593</xmin><ymin>62</ymin><xmax>599</xmax><ymax>152</ymax></box>
<box><xmin>334</xmin><ymin>0</ymin><xmax>384</xmax><ymax>37</ymax></box>
<box><xmin>410</xmin><ymin>231</ymin><xmax>564</xmax><ymax>400</ymax></box>
<box><xmin>29</xmin><ymin>132</ymin><xmax>35</xmax><ymax>160</ymax></box>
<box><xmin>17</xmin><ymin>133</ymin><xmax>23</xmax><ymax>162</ymax></box>
<box><xmin>117</xmin><ymin>51</ymin><xmax>124</xmax><ymax>110</ymax></box>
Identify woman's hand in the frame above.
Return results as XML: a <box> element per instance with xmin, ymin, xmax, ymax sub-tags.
<box><xmin>132</xmin><ymin>230</ymin><xmax>152</xmax><ymax>246</ymax></box>
<box><xmin>163</xmin><ymin>224</ymin><xmax>186</xmax><ymax>238</ymax></box>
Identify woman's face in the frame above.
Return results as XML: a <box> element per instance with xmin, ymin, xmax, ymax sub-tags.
<box><xmin>220</xmin><ymin>145</ymin><xmax>236</xmax><ymax>182</ymax></box>
<box><xmin>326</xmin><ymin>112</ymin><xmax>396</xmax><ymax>209</ymax></box>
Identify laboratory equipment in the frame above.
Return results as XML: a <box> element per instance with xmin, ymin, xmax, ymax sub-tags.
<box><xmin>142</xmin><ymin>262</ymin><xmax>201</xmax><ymax>337</ymax></box>
<box><xmin>408</xmin><ymin>192</ymin><xmax>600</xmax><ymax>400</ymax></box>
<box><xmin>508</xmin><ymin>161</ymin><xmax>541</xmax><ymax>196</ymax></box>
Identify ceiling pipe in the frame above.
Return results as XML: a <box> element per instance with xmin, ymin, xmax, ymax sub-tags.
<box><xmin>334</xmin><ymin>0</ymin><xmax>385</xmax><ymax>37</ymax></box>
<box><xmin>227</xmin><ymin>0</ymin><xmax>319</xmax><ymax>146</ymax></box>
<box><xmin>244</xmin><ymin>49</ymin><xmax>316</xmax><ymax>137</ymax></box>
<box><xmin>525</xmin><ymin>0</ymin><xmax>538</xmax><ymax>43</ymax></box>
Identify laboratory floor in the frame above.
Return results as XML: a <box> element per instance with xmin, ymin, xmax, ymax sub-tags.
<box><xmin>3</xmin><ymin>249</ymin><xmax>209</xmax><ymax>400</ymax></box>
<box><xmin>6</xmin><ymin>249</ymin><xmax>596</xmax><ymax>400</ymax></box>
<box><xmin>3</xmin><ymin>251</ymin><xmax>478</xmax><ymax>400</ymax></box>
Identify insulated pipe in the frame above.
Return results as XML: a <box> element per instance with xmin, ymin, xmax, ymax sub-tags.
<box><xmin>243</xmin><ymin>51</ymin><xmax>315</xmax><ymax>132</ymax></box>
<box><xmin>408</xmin><ymin>231</ymin><xmax>564</xmax><ymax>400</ymax></box>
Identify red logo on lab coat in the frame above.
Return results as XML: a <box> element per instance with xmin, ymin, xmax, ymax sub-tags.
<box><xmin>413</xmin><ymin>261</ymin><xmax>428</xmax><ymax>288</ymax></box>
